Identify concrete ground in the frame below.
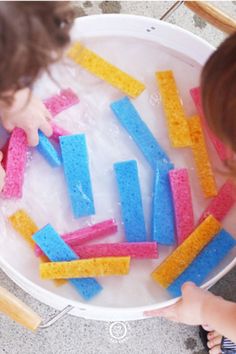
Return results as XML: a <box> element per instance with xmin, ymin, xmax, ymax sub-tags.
<box><xmin>1</xmin><ymin>2</ymin><xmax>236</xmax><ymax>354</ymax></box>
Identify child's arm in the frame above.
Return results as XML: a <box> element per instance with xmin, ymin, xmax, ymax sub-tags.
<box><xmin>144</xmin><ymin>282</ymin><xmax>236</xmax><ymax>343</ymax></box>
<box><xmin>0</xmin><ymin>88</ymin><xmax>52</xmax><ymax>146</ymax></box>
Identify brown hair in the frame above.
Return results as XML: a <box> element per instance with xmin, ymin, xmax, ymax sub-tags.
<box><xmin>201</xmin><ymin>32</ymin><xmax>236</xmax><ymax>174</ymax></box>
<box><xmin>201</xmin><ymin>33</ymin><xmax>236</xmax><ymax>148</ymax></box>
<box><xmin>0</xmin><ymin>1</ymin><xmax>75</xmax><ymax>103</ymax></box>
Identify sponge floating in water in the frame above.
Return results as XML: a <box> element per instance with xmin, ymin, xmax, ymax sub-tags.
<box><xmin>60</xmin><ymin>134</ymin><xmax>95</xmax><ymax>218</ymax></box>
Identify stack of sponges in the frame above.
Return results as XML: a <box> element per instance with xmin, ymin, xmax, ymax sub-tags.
<box><xmin>151</xmin><ymin>215</ymin><xmax>236</xmax><ymax>296</ymax></box>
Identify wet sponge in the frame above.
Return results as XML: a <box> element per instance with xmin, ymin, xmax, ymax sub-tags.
<box><xmin>199</xmin><ymin>180</ymin><xmax>236</xmax><ymax>223</ymax></box>
<box><xmin>151</xmin><ymin>161</ymin><xmax>175</xmax><ymax>245</ymax></box>
<box><xmin>32</xmin><ymin>224</ymin><xmax>102</xmax><ymax>300</ymax></box>
<box><xmin>156</xmin><ymin>70</ymin><xmax>192</xmax><ymax>147</ymax></box>
<box><xmin>74</xmin><ymin>242</ymin><xmax>158</xmax><ymax>259</ymax></box>
<box><xmin>151</xmin><ymin>215</ymin><xmax>221</xmax><ymax>288</ymax></box>
<box><xmin>44</xmin><ymin>88</ymin><xmax>79</xmax><ymax>117</ymax></box>
<box><xmin>2</xmin><ymin>128</ymin><xmax>27</xmax><ymax>199</ymax></box>
<box><xmin>37</xmin><ymin>131</ymin><xmax>61</xmax><ymax>167</ymax></box>
<box><xmin>8</xmin><ymin>209</ymin><xmax>38</xmax><ymax>248</ymax></box>
<box><xmin>111</xmin><ymin>97</ymin><xmax>170</xmax><ymax>169</ymax></box>
<box><xmin>188</xmin><ymin>115</ymin><xmax>217</xmax><ymax>198</ymax></box>
<box><xmin>114</xmin><ymin>160</ymin><xmax>147</xmax><ymax>242</ymax></box>
<box><xmin>60</xmin><ymin>134</ymin><xmax>95</xmax><ymax>218</ymax></box>
<box><xmin>68</xmin><ymin>43</ymin><xmax>145</xmax><ymax>98</ymax></box>
<box><xmin>168</xmin><ymin>229</ymin><xmax>236</xmax><ymax>297</ymax></box>
<box><xmin>169</xmin><ymin>168</ymin><xmax>194</xmax><ymax>244</ymax></box>
<box><xmin>40</xmin><ymin>257</ymin><xmax>131</xmax><ymax>279</ymax></box>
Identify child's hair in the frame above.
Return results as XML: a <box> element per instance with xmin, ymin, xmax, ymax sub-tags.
<box><xmin>201</xmin><ymin>32</ymin><xmax>236</xmax><ymax>174</ymax></box>
<box><xmin>0</xmin><ymin>1</ymin><xmax>75</xmax><ymax>103</ymax></box>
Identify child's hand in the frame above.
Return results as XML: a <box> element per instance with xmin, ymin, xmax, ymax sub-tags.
<box><xmin>0</xmin><ymin>152</ymin><xmax>6</xmax><ymax>192</ymax></box>
<box><xmin>144</xmin><ymin>282</ymin><xmax>214</xmax><ymax>325</ymax></box>
<box><xmin>0</xmin><ymin>88</ymin><xmax>53</xmax><ymax>146</ymax></box>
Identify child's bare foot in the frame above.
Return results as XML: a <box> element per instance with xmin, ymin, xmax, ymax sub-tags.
<box><xmin>207</xmin><ymin>330</ymin><xmax>222</xmax><ymax>354</ymax></box>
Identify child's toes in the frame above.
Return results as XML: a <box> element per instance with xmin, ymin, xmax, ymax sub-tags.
<box><xmin>207</xmin><ymin>335</ymin><xmax>222</xmax><ymax>348</ymax></box>
<box><xmin>209</xmin><ymin>344</ymin><xmax>222</xmax><ymax>354</ymax></box>
<box><xmin>207</xmin><ymin>331</ymin><xmax>221</xmax><ymax>340</ymax></box>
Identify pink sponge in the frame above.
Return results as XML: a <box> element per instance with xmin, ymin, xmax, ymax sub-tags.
<box><xmin>35</xmin><ymin>219</ymin><xmax>118</xmax><ymax>257</ymax></box>
<box><xmin>199</xmin><ymin>180</ymin><xmax>236</xmax><ymax>223</ymax></box>
<box><xmin>2</xmin><ymin>128</ymin><xmax>27</xmax><ymax>199</ymax></box>
<box><xmin>169</xmin><ymin>168</ymin><xmax>194</xmax><ymax>244</ymax></box>
<box><xmin>74</xmin><ymin>242</ymin><xmax>158</xmax><ymax>259</ymax></box>
<box><xmin>51</xmin><ymin>123</ymin><xmax>70</xmax><ymax>143</ymax></box>
<box><xmin>190</xmin><ymin>87</ymin><xmax>232</xmax><ymax>161</ymax></box>
<box><xmin>44</xmin><ymin>89</ymin><xmax>79</xmax><ymax>117</ymax></box>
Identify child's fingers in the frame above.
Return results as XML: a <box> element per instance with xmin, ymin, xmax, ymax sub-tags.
<box><xmin>43</xmin><ymin>108</ymin><xmax>52</xmax><ymax>121</ymax></box>
<box><xmin>2</xmin><ymin>120</ymin><xmax>14</xmax><ymax>132</ymax></box>
<box><xmin>181</xmin><ymin>281</ymin><xmax>198</xmax><ymax>298</ymax></box>
<box><xmin>25</xmin><ymin>128</ymin><xmax>39</xmax><ymax>147</ymax></box>
<box><xmin>40</xmin><ymin>121</ymin><xmax>53</xmax><ymax>138</ymax></box>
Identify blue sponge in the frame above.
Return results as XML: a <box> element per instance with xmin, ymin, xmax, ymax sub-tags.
<box><xmin>33</xmin><ymin>224</ymin><xmax>102</xmax><ymax>300</ymax></box>
<box><xmin>167</xmin><ymin>229</ymin><xmax>236</xmax><ymax>297</ymax></box>
<box><xmin>37</xmin><ymin>131</ymin><xmax>61</xmax><ymax>167</ymax></box>
<box><xmin>152</xmin><ymin>161</ymin><xmax>175</xmax><ymax>245</ymax></box>
<box><xmin>60</xmin><ymin>134</ymin><xmax>95</xmax><ymax>218</ymax></box>
<box><xmin>110</xmin><ymin>97</ymin><xmax>170</xmax><ymax>169</ymax></box>
<box><xmin>114</xmin><ymin>160</ymin><xmax>147</xmax><ymax>242</ymax></box>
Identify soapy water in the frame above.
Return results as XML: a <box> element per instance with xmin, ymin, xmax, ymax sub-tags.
<box><xmin>0</xmin><ymin>35</ymin><xmax>235</xmax><ymax>308</ymax></box>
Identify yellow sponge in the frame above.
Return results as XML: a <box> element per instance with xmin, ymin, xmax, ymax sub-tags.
<box><xmin>68</xmin><ymin>42</ymin><xmax>145</xmax><ymax>98</ymax></box>
<box><xmin>39</xmin><ymin>255</ymin><xmax>67</xmax><ymax>287</ymax></box>
<box><xmin>40</xmin><ymin>257</ymin><xmax>131</xmax><ymax>279</ymax></box>
<box><xmin>8</xmin><ymin>210</ymin><xmax>38</xmax><ymax>248</ymax></box>
<box><xmin>8</xmin><ymin>210</ymin><xmax>66</xmax><ymax>287</ymax></box>
<box><xmin>188</xmin><ymin>115</ymin><xmax>217</xmax><ymax>198</ymax></box>
<box><xmin>156</xmin><ymin>70</ymin><xmax>192</xmax><ymax>147</ymax></box>
<box><xmin>151</xmin><ymin>215</ymin><xmax>221</xmax><ymax>287</ymax></box>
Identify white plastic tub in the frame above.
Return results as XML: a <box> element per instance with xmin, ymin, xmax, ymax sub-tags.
<box><xmin>0</xmin><ymin>14</ymin><xmax>235</xmax><ymax>321</ymax></box>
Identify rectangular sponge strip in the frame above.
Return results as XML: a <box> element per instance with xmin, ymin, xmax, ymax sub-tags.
<box><xmin>190</xmin><ymin>87</ymin><xmax>232</xmax><ymax>161</ymax></box>
<box><xmin>2</xmin><ymin>128</ymin><xmax>27</xmax><ymax>199</ymax></box>
<box><xmin>151</xmin><ymin>161</ymin><xmax>175</xmax><ymax>245</ymax></box>
<box><xmin>44</xmin><ymin>88</ymin><xmax>79</xmax><ymax>117</ymax></box>
<box><xmin>37</xmin><ymin>131</ymin><xmax>62</xmax><ymax>167</ymax></box>
<box><xmin>151</xmin><ymin>215</ymin><xmax>221</xmax><ymax>288</ymax></box>
<box><xmin>74</xmin><ymin>242</ymin><xmax>158</xmax><ymax>259</ymax></box>
<box><xmin>188</xmin><ymin>115</ymin><xmax>217</xmax><ymax>198</ymax></box>
<box><xmin>8</xmin><ymin>209</ymin><xmax>38</xmax><ymax>248</ymax></box>
<box><xmin>114</xmin><ymin>160</ymin><xmax>147</xmax><ymax>242</ymax></box>
<box><xmin>199</xmin><ymin>180</ymin><xmax>236</xmax><ymax>223</ymax></box>
<box><xmin>60</xmin><ymin>134</ymin><xmax>95</xmax><ymax>218</ymax></box>
<box><xmin>111</xmin><ymin>97</ymin><xmax>170</xmax><ymax>169</ymax></box>
<box><xmin>32</xmin><ymin>224</ymin><xmax>102</xmax><ymax>300</ymax></box>
<box><xmin>167</xmin><ymin>229</ymin><xmax>236</xmax><ymax>297</ymax></box>
<box><xmin>169</xmin><ymin>168</ymin><xmax>194</xmax><ymax>244</ymax></box>
<box><xmin>156</xmin><ymin>71</ymin><xmax>192</xmax><ymax>148</ymax></box>
<box><xmin>67</xmin><ymin>42</ymin><xmax>145</xmax><ymax>98</ymax></box>
<box><xmin>35</xmin><ymin>219</ymin><xmax>118</xmax><ymax>257</ymax></box>
<box><xmin>40</xmin><ymin>257</ymin><xmax>131</xmax><ymax>279</ymax></box>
